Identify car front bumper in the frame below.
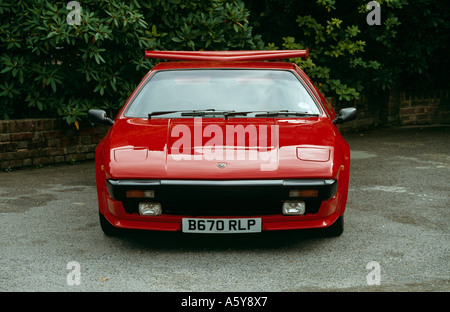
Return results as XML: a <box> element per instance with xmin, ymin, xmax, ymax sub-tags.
<box><xmin>99</xmin><ymin>179</ymin><xmax>346</xmax><ymax>232</ymax></box>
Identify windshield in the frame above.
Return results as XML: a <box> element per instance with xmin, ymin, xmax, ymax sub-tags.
<box><xmin>125</xmin><ymin>69</ymin><xmax>321</xmax><ymax>118</ymax></box>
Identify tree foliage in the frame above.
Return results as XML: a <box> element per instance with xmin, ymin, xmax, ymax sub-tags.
<box><xmin>247</xmin><ymin>0</ymin><xmax>450</xmax><ymax>102</ymax></box>
<box><xmin>0</xmin><ymin>0</ymin><xmax>263</xmax><ymax>124</ymax></box>
<box><xmin>1</xmin><ymin>0</ymin><xmax>449</xmax><ymax>123</ymax></box>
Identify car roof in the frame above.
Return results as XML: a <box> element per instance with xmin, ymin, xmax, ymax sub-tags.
<box><xmin>151</xmin><ymin>61</ymin><xmax>297</xmax><ymax>71</ymax></box>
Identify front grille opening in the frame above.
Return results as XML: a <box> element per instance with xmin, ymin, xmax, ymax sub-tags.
<box><xmin>107</xmin><ymin>179</ymin><xmax>336</xmax><ymax>217</ymax></box>
<box><xmin>121</xmin><ymin>187</ymin><xmax>322</xmax><ymax>216</ymax></box>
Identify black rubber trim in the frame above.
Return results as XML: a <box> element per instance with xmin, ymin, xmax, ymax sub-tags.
<box><xmin>107</xmin><ymin>179</ymin><xmax>337</xmax><ymax>200</ymax></box>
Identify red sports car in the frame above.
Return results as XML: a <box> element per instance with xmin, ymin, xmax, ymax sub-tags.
<box><xmin>88</xmin><ymin>50</ymin><xmax>357</xmax><ymax>237</ymax></box>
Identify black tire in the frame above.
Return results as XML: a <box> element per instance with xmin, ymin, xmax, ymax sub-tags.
<box><xmin>322</xmin><ymin>215</ymin><xmax>344</xmax><ymax>237</ymax></box>
<box><xmin>99</xmin><ymin>212</ymin><xmax>122</xmax><ymax>236</ymax></box>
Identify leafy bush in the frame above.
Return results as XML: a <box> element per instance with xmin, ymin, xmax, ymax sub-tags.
<box><xmin>0</xmin><ymin>0</ymin><xmax>263</xmax><ymax>126</ymax></box>
<box><xmin>247</xmin><ymin>0</ymin><xmax>450</xmax><ymax>102</ymax></box>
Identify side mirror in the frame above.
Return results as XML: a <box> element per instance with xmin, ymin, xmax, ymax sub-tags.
<box><xmin>88</xmin><ymin>109</ymin><xmax>114</xmax><ymax>126</ymax></box>
<box><xmin>333</xmin><ymin>107</ymin><xmax>357</xmax><ymax>125</ymax></box>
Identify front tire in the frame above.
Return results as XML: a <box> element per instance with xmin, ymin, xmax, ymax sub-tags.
<box><xmin>99</xmin><ymin>212</ymin><xmax>122</xmax><ymax>236</ymax></box>
<box><xmin>322</xmin><ymin>215</ymin><xmax>344</xmax><ymax>237</ymax></box>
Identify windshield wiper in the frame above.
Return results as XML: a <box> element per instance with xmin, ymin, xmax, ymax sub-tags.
<box><xmin>254</xmin><ymin>110</ymin><xmax>319</xmax><ymax>117</ymax></box>
<box><xmin>148</xmin><ymin>109</ymin><xmax>253</xmax><ymax>119</ymax></box>
<box><xmin>148</xmin><ymin>109</ymin><xmax>319</xmax><ymax>119</ymax></box>
<box><xmin>180</xmin><ymin>109</ymin><xmax>234</xmax><ymax>117</ymax></box>
<box><xmin>180</xmin><ymin>110</ymin><xmax>263</xmax><ymax>119</ymax></box>
<box><xmin>148</xmin><ymin>109</ymin><xmax>216</xmax><ymax>119</ymax></box>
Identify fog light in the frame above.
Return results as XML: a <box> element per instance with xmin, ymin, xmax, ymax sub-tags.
<box><xmin>282</xmin><ymin>201</ymin><xmax>306</xmax><ymax>215</ymax></box>
<box><xmin>138</xmin><ymin>202</ymin><xmax>162</xmax><ymax>216</ymax></box>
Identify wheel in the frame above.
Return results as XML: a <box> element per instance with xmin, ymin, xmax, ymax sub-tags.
<box><xmin>99</xmin><ymin>212</ymin><xmax>122</xmax><ymax>236</ymax></box>
<box><xmin>322</xmin><ymin>215</ymin><xmax>344</xmax><ymax>237</ymax></box>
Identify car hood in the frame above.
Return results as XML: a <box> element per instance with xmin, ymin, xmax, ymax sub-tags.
<box><xmin>104</xmin><ymin>117</ymin><xmax>342</xmax><ymax>179</ymax></box>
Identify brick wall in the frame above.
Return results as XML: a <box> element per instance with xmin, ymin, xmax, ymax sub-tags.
<box><xmin>399</xmin><ymin>90</ymin><xmax>450</xmax><ymax>125</ymax></box>
<box><xmin>329</xmin><ymin>89</ymin><xmax>450</xmax><ymax>133</ymax></box>
<box><xmin>329</xmin><ymin>93</ymin><xmax>383</xmax><ymax>133</ymax></box>
<box><xmin>0</xmin><ymin>119</ymin><xmax>109</xmax><ymax>170</ymax></box>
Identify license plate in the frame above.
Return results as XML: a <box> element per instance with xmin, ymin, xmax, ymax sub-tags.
<box><xmin>182</xmin><ymin>218</ymin><xmax>262</xmax><ymax>234</ymax></box>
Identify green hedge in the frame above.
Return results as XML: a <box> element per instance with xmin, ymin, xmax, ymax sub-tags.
<box><xmin>247</xmin><ymin>0</ymin><xmax>450</xmax><ymax>101</ymax></box>
<box><xmin>3</xmin><ymin>0</ymin><xmax>448</xmax><ymax>126</ymax></box>
<box><xmin>0</xmin><ymin>0</ymin><xmax>263</xmax><ymax>126</ymax></box>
